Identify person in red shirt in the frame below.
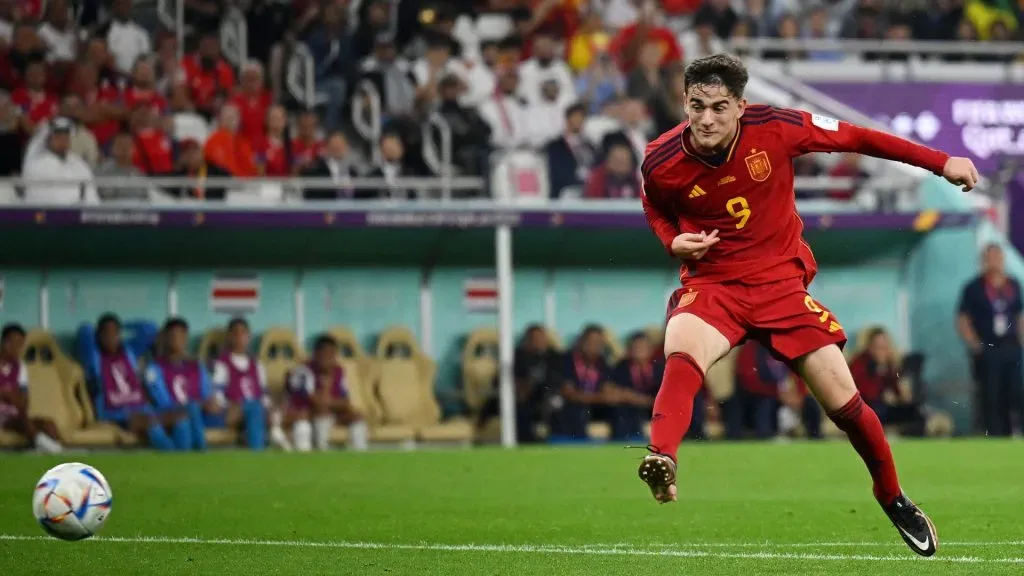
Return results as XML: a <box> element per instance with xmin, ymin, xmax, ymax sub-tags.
<box><xmin>608</xmin><ymin>6</ymin><xmax>683</xmax><ymax>73</ymax></box>
<box><xmin>11</xmin><ymin>59</ymin><xmax>58</xmax><ymax>134</ymax></box>
<box><xmin>253</xmin><ymin>105</ymin><xmax>290</xmax><ymax>177</ymax></box>
<box><xmin>229</xmin><ymin>60</ymin><xmax>271</xmax><ymax>146</ymax></box>
<box><xmin>848</xmin><ymin>328</ymin><xmax>922</xmax><ymax>427</ymax></box>
<box><xmin>123</xmin><ymin>59</ymin><xmax>169</xmax><ymax>117</ymax></box>
<box><xmin>638</xmin><ymin>54</ymin><xmax>979</xmax><ymax>556</ymax></box>
<box><xmin>129</xmin><ymin>104</ymin><xmax>174</xmax><ymax>175</ymax></box>
<box><xmin>289</xmin><ymin>110</ymin><xmax>323</xmax><ymax>175</ymax></box>
<box><xmin>182</xmin><ymin>32</ymin><xmax>235</xmax><ymax>118</ymax></box>
<box><xmin>203</xmin><ymin>103</ymin><xmax>258</xmax><ymax>178</ymax></box>
<box><xmin>68</xmin><ymin>62</ymin><xmax>122</xmax><ymax>147</ymax></box>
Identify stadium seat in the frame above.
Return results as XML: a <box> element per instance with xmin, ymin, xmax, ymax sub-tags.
<box><xmin>490</xmin><ymin>150</ymin><xmax>550</xmax><ymax>202</ymax></box>
<box><xmin>258</xmin><ymin>327</ymin><xmax>305</xmax><ymax>402</ymax></box>
<box><xmin>325</xmin><ymin>326</ymin><xmax>414</xmax><ymax>446</ymax></box>
<box><xmin>374</xmin><ymin>326</ymin><xmax>472</xmax><ymax>444</ymax></box>
<box><xmin>198</xmin><ymin>328</ymin><xmax>227</xmax><ymax>367</ymax></box>
<box><xmin>22</xmin><ymin>330</ymin><xmax>135</xmax><ymax>447</ymax></box>
<box><xmin>461</xmin><ymin>327</ymin><xmax>498</xmax><ymax>417</ymax></box>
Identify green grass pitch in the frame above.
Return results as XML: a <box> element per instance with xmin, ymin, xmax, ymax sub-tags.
<box><xmin>2</xmin><ymin>439</ymin><xmax>1023</xmax><ymax>575</ymax></box>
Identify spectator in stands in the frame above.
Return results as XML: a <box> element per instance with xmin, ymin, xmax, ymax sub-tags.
<box><xmin>526</xmin><ymin>78</ymin><xmax>569</xmax><ymax>148</ymax></box>
<box><xmin>183</xmin><ymin>31</ymin><xmax>235</xmax><ymax>119</ymax></box>
<box><xmin>360</xmin><ymin>34</ymin><xmax>417</xmax><ymax>118</ymax></box>
<box><xmin>145</xmin><ymin>317</ymin><xmax>216</xmax><ymax>451</ymax></box>
<box><xmin>957</xmin><ymin>243</ymin><xmax>1024</xmax><ymax>436</ymax></box>
<box><xmin>626</xmin><ymin>41</ymin><xmax>666</xmax><ymax>103</ymax></box>
<box><xmin>12</xmin><ymin>59</ymin><xmax>58</xmax><ymax>135</ymax></box>
<box><xmin>849</xmin><ymin>327</ymin><xmax>925</xmax><ymax>434</ymax></box>
<box><xmin>130</xmin><ymin>104</ymin><xmax>174</xmax><ymax>176</ymax></box>
<box><xmin>290</xmin><ymin>110</ymin><xmax>324</xmax><ymax>175</ymax></box>
<box><xmin>550</xmin><ymin>325</ymin><xmax>611</xmax><ymax>440</ymax></box>
<box><xmin>804</xmin><ymin>4</ymin><xmax>843</xmax><ymax>61</ymax></box>
<box><xmin>124</xmin><ymin>59</ymin><xmax>169</xmax><ymax>116</ymax></box>
<box><xmin>283</xmin><ymin>334</ymin><xmax>368</xmax><ymax>452</ymax></box>
<box><xmin>23</xmin><ymin>116</ymin><xmax>97</xmax><ymax>204</ymax></box>
<box><xmin>68</xmin><ymin>63</ymin><xmax>120</xmax><ymax>150</ymax></box>
<box><xmin>304</xmin><ymin>1</ymin><xmax>351</xmax><ymax>132</ymax></box>
<box><xmin>37</xmin><ymin>0</ymin><xmax>76</xmax><ymax>63</ymax></box>
<box><xmin>778</xmin><ymin>377</ymin><xmax>822</xmax><ymax>439</ymax></box>
<box><xmin>154</xmin><ymin>33</ymin><xmax>187</xmax><ymax>94</ymax></box>
<box><xmin>584</xmin><ymin>141</ymin><xmax>640</xmax><ymax>199</ymax></box>
<box><xmin>741</xmin><ymin>0</ymin><xmax>772</xmax><ymax>36</ymax></box>
<box><xmin>1</xmin><ymin>24</ymin><xmax>46</xmax><ymax>90</ymax></box>
<box><xmin>404</xmin><ymin>3</ymin><xmax>462</xmax><ymax>61</ymax></box>
<box><xmin>566</xmin><ymin>8</ymin><xmax>612</xmax><ymax>74</ymax></box>
<box><xmin>209</xmin><ymin>317</ymin><xmax>290</xmax><ymax>451</ymax></box>
<box><xmin>649</xmin><ymin>67</ymin><xmax>685</xmax><ymax>135</ymax></box>
<box><xmin>504</xmin><ymin>324</ymin><xmax>560</xmax><ymax>443</ymax></box>
<box><xmin>98</xmin><ymin>0</ymin><xmax>151</xmax><ymax>76</ymax></box>
<box><xmin>185</xmin><ymin>0</ymin><xmax>225</xmax><ymax>34</ymax></box>
<box><xmin>363</xmin><ymin>129</ymin><xmax>418</xmax><ymax>199</ymax></box>
<box><xmin>681</xmin><ymin>7</ymin><xmax>728</xmax><ymax>60</ymax></box>
<box><xmin>598</xmin><ymin>98</ymin><xmax>650</xmax><ymax>165</ymax></box>
<box><xmin>461</xmin><ymin>39</ymin><xmax>498</xmax><ymax>107</ymax></box>
<box><xmin>169</xmin><ymin>138</ymin><xmax>230</xmax><ymax>200</ymax></box>
<box><xmin>0</xmin><ymin>323</ymin><xmax>63</xmax><ymax>452</ymax></box>
<box><xmin>90</xmin><ymin>313</ymin><xmax>191</xmax><ymax>450</ymax></box>
<box><xmin>478</xmin><ymin>67</ymin><xmax>529</xmax><ymax>150</ymax></box>
<box><xmin>725</xmin><ymin>340</ymin><xmax>786</xmax><ymax>440</ymax></box>
<box><xmin>245</xmin><ymin>0</ymin><xmax>293</xmax><ymax>66</ymax></box>
<box><xmin>575</xmin><ymin>52</ymin><xmax>624</xmax><ymax>115</ymax></box>
<box><xmin>254</xmin><ymin>105</ymin><xmax>290</xmax><ymax>177</ymax></box>
<box><xmin>518</xmin><ymin>27</ymin><xmax>576</xmax><ymax>107</ymax></box>
<box><xmin>79</xmin><ymin>36</ymin><xmax>119</xmax><ymax>88</ymax></box>
<box><xmin>96</xmin><ymin>132</ymin><xmax>150</xmax><ymax>201</ymax></box>
<box><xmin>0</xmin><ymin>1</ymin><xmax>15</xmax><ymax>46</ymax></box>
<box><xmin>608</xmin><ymin>3</ymin><xmax>683</xmax><ymax>73</ymax></box>
<box><xmin>827</xmin><ymin>153</ymin><xmax>868</xmax><ymax>200</ymax></box>
<box><xmin>609</xmin><ymin>332</ymin><xmax>663</xmax><ymax>440</ymax></box>
<box><xmin>230</xmin><ymin>60</ymin><xmax>272</xmax><ymax>145</ymax></box>
<box><xmin>765</xmin><ymin>14</ymin><xmax>807</xmax><ymax>60</ymax></box>
<box><xmin>204</xmin><ymin>104</ymin><xmax>258</xmax><ymax>178</ymax></box>
<box><xmin>412</xmin><ymin>30</ymin><xmax>469</xmax><ymax>97</ymax></box>
<box><xmin>301</xmin><ymin>130</ymin><xmax>355</xmax><ymax>200</ymax></box>
<box><xmin>546</xmin><ymin>103</ymin><xmax>594</xmax><ymax>199</ymax></box>
<box><xmin>351</xmin><ymin>0</ymin><xmax>394</xmax><ymax>61</ymax></box>
<box><xmin>43</xmin><ymin>95</ymin><xmax>100</xmax><ymax>168</ymax></box>
<box><xmin>435</xmin><ymin>74</ymin><xmax>491</xmax><ymax>175</ymax></box>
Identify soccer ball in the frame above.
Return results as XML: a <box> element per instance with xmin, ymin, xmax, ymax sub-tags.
<box><xmin>32</xmin><ymin>462</ymin><xmax>113</xmax><ymax>541</ymax></box>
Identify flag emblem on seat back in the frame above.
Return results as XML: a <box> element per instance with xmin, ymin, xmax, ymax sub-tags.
<box><xmin>210</xmin><ymin>273</ymin><xmax>261</xmax><ymax>314</ymax></box>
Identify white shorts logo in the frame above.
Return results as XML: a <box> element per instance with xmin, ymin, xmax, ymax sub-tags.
<box><xmin>811</xmin><ymin>114</ymin><xmax>840</xmax><ymax>131</ymax></box>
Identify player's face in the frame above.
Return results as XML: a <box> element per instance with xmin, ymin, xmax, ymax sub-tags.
<box><xmin>314</xmin><ymin>345</ymin><xmax>337</xmax><ymax>371</ymax></box>
<box><xmin>166</xmin><ymin>326</ymin><xmax>188</xmax><ymax>355</ymax></box>
<box><xmin>685</xmin><ymin>83</ymin><xmax>745</xmax><ymax>153</ymax></box>
<box><xmin>98</xmin><ymin>322</ymin><xmax>121</xmax><ymax>353</ymax></box>
<box><xmin>1</xmin><ymin>332</ymin><xmax>24</xmax><ymax>359</ymax></box>
<box><xmin>229</xmin><ymin>325</ymin><xmax>250</xmax><ymax>352</ymax></box>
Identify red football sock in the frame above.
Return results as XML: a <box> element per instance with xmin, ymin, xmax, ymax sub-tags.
<box><xmin>649</xmin><ymin>352</ymin><xmax>704</xmax><ymax>462</ymax></box>
<box><xmin>828</xmin><ymin>393</ymin><xmax>902</xmax><ymax>506</ymax></box>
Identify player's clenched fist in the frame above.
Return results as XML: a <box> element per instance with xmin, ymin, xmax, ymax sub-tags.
<box><xmin>942</xmin><ymin>157</ymin><xmax>979</xmax><ymax>192</ymax></box>
<box><xmin>670</xmin><ymin>230</ymin><xmax>719</xmax><ymax>260</ymax></box>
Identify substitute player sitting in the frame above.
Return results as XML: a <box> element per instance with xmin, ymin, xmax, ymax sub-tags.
<box><xmin>282</xmin><ymin>335</ymin><xmax>368</xmax><ymax>452</ymax></box>
<box><xmin>638</xmin><ymin>54</ymin><xmax>979</xmax><ymax>558</ymax></box>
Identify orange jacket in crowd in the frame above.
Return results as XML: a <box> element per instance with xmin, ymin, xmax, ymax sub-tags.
<box><xmin>203</xmin><ymin>128</ymin><xmax>258</xmax><ymax>177</ymax></box>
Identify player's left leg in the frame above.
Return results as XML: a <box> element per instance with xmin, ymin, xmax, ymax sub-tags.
<box><xmin>755</xmin><ymin>280</ymin><xmax>937</xmax><ymax>557</ymax></box>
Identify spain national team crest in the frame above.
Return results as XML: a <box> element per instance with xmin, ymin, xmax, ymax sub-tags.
<box><xmin>744</xmin><ymin>150</ymin><xmax>772</xmax><ymax>182</ymax></box>
<box><xmin>677</xmin><ymin>290</ymin><xmax>698</xmax><ymax>309</ymax></box>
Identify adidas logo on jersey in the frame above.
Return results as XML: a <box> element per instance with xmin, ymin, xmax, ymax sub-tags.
<box><xmin>688</xmin><ymin>185</ymin><xmax>707</xmax><ymax>198</ymax></box>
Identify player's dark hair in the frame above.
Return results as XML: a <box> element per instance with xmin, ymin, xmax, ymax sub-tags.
<box><xmin>163</xmin><ymin>317</ymin><xmax>189</xmax><ymax>332</ymax></box>
<box><xmin>684</xmin><ymin>53</ymin><xmax>749</xmax><ymax>100</ymax></box>
<box><xmin>96</xmin><ymin>313</ymin><xmax>121</xmax><ymax>331</ymax></box>
<box><xmin>227</xmin><ymin>317</ymin><xmax>249</xmax><ymax>332</ymax></box>
<box><xmin>313</xmin><ymin>334</ymin><xmax>338</xmax><ymax>352</ymax></box>
<box><xmin>1</xmin><ymin>323</ymin><xmax>25</xmax><ymax>342</ymax></box>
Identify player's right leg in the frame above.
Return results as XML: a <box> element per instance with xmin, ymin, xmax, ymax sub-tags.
<box><xmin>640</xmin><ymin>286</ymin><xmax>741</xmax><ymax>504</ymax></box>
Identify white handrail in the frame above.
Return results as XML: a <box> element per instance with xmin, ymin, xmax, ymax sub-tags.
<box><xmin>351</xmin><ymin>80</ymin><xmax>383</xmax><ymax>163</ymax></box>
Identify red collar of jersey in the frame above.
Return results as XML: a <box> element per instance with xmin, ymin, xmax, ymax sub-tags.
<box><xmin>680</xmin><ymin>120</ymin><xmax>743</xmax><ymax>168</ymax></box>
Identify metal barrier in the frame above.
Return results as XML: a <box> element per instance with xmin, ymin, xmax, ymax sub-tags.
<box><xmin>285</xmin><ymin>43</ymin><xmax>318</xmax><ymax>109</ymax></box>
<box><xmin>219</xmin><ymin>7</ymin><xmax>248</xmax><ymax>69</ymax></box>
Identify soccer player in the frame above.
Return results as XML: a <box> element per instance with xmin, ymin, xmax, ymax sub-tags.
<box><xmin>637</xmin><ymin>54</ymin><xmax>979</xmax><ymax>557</ymax></box>
<box><xmin>145</xmin><ymin>317</ymin><xmax>218</xmax><ymax>451</ymax></box>
<box><xmin>0</xmin><ymin>323</ymin><xmax>63</xmax><ymax>452</ymax></box>
<box><xmin>282</xmin><ymin>335</ymin><xmax>368</xmax><ymax>452</ymax></box>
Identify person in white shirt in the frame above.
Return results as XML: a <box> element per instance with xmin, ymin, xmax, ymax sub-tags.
<box><xmin>477</xmin><ymin>68</ymin><xmax>529</xmax><ymax>151</ymax></box>
<box><xmin>23</xmin><ymin>117</ymin><xmax>99</xmax><ymax>205</ymax></box>
<box><xmin>37</xmin><ymin>0</ymin><xmax>77</xmax><ymax>62</ymax></box>
<box><xmin>526</xmin><ymin>78</ymin><xmax>568</xmax><ymax>148</ymax></box>
<box><xmin>411</xmin><ymin>32</ymin><xmax>471</xmax><ymax>103</ymax></box>
<box><xmin>517</xmin><ymin>29</ymin><xmax>576</xmax><ymax>108</ymax></box>
<box><xmin>101</xmin><ymin>0</ymin><xmax>152</xmax><ymax>75</ymax></box>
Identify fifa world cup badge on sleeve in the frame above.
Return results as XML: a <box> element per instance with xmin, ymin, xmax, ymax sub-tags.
<box><xmin>744</xmin><ymin>149</ymin><xmax>772</xmax><ymax>182</ymax></box>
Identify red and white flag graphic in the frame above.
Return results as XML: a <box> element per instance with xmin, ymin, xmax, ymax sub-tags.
<box><xmin>210</xmin><ymin>273</ymin><xmax>260</xmax><ymax>314</ymax></box>
<box><xmin>464</xmin><ymin>278</ymin><xmax>498</xmax><ymax>312</ymax></box>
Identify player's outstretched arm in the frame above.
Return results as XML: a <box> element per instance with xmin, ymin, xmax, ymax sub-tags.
<box><xmin>641</xmin><ymin>178</ymin><xmax>720</xmax><ymax>260</ymax></box>
<box><xmin>784</xmin><ymin>109</ymin><xmax>980</xmax><ymax>191</ymax></box>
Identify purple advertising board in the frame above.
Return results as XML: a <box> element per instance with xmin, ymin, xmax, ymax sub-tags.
<box><xmin>809</xmin><ymin>83</ymin><xmax>1024</xmax><ymax>175</ymax></box>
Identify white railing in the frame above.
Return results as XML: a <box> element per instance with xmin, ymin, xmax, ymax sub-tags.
<box><xmin>352</xmin><ymin>80</ymin><xmax>383</xmax><ymax>163</ymax></box>
<box><xmin>219</xmin><ymin>7</ymin><xmax>249</xmax><ymax>69</ymax></box>
<box><xmin>286</xmin><ymin>43</ymin><xmax>318</xmax><ymax>109</ymax></box>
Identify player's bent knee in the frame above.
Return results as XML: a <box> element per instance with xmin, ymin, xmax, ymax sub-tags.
<box><xmin>664</xmin><ymin>313</ymin><xmax>731</xmax><ymax>373</ymax></box>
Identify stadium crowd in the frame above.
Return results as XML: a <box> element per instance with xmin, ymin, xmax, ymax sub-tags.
<box><xmin>9</xmin><ymin>0</ymin><xmax>1018</xmax><ymax>203</ymax></box>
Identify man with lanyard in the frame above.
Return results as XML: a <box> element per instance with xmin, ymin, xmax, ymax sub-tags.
<box><xmin>957</xmin><ymin>243</ymin><xmax>1024</xmax><ymax>436</ymax></box>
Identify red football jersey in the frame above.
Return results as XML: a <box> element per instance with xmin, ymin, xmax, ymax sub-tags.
<box><xmin>132</xmin><ymin>128</ymin><xmax>175</xmax><ymax>174</ymax></box>
<box><xmin>230</xmin><ymin>91</ymin><xmax>272</xmax><ymax>145</ymax></box>
<box><xmin>11</xmin><ymin>88</ymin><xmax>59</xmax><ymax>127</ymax></box>
<box><xmin>290</xmin><ymin>137</ymin><xmax>323</xmax><ymax>171</ymax></box>
<box><xmin>253</xmin><ymin>134</ymin><xmax>290</xmax><ymax>176</ymax></box>
<box><xmin>123</xmin><ymin>87</ymin><xmax>168</xmax><ymax>116</ymax></box>
<box><xmin>182</xmin><ymin>55</ymin><xmax>235</xmax><ymax>112</ymax></box>
<box><xmin>641</xmin><ymin>106</ymin><xmax>950</xmax><ymax>287</ymax></box>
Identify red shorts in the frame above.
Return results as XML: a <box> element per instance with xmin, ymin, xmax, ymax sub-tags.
<box><xmin>666</xmin><ymin>276</ymin><xmax>847</xmax><ymax>363</ymax></box>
